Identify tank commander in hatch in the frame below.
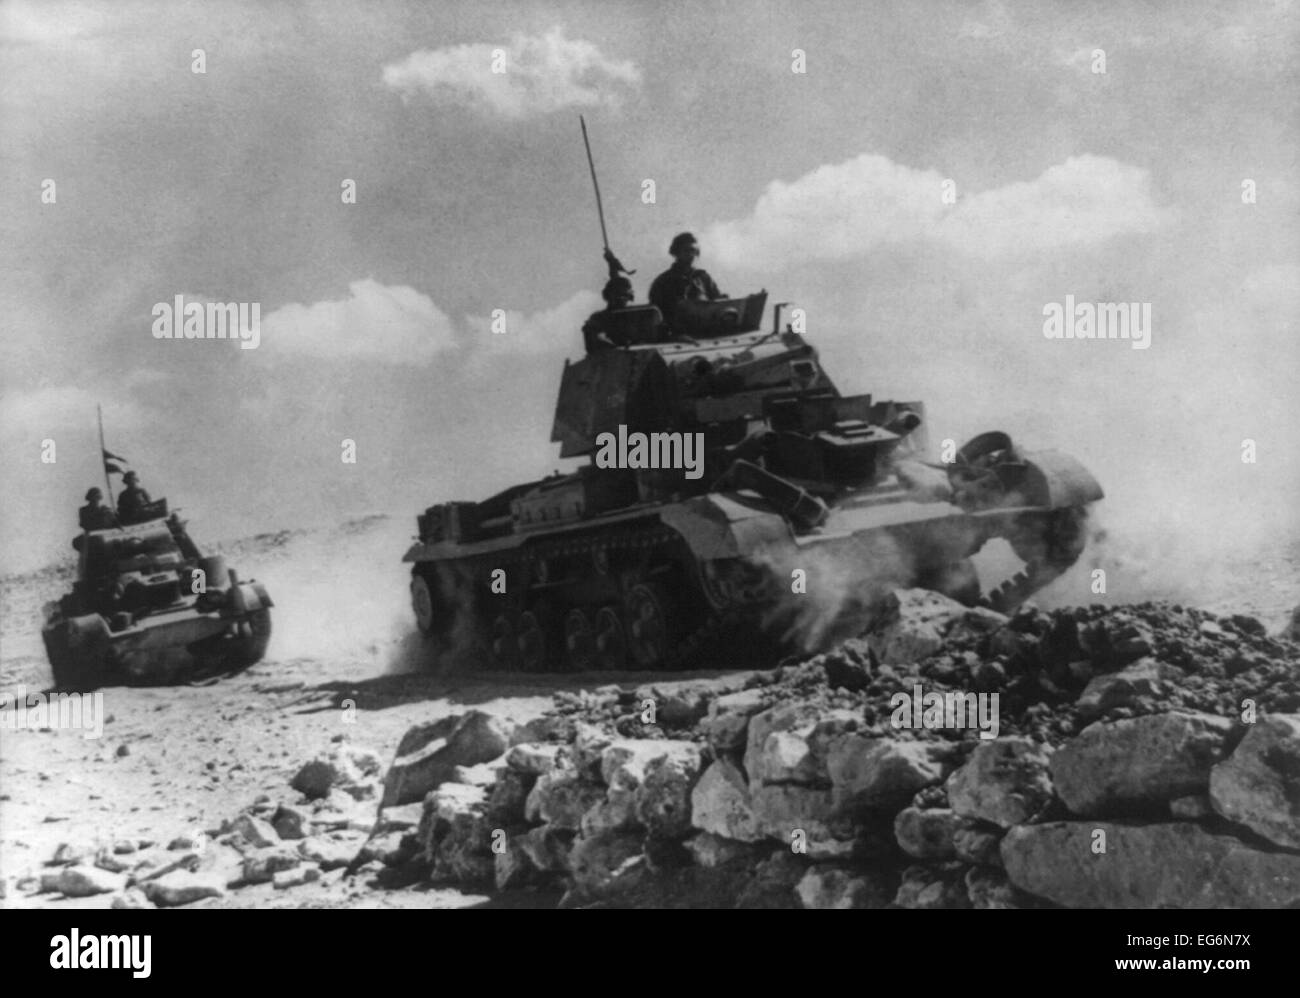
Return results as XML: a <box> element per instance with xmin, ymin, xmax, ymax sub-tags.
<box><xmin>116</xmin><ymin>471</ymin><xmax>153</xmax><ymax>524</ymax></box>
<box><xmin>79</xmin><ymin>488</ymin><xmax>118</xmax><ymax>531</ymax></box>
<box><xmin>582</xmin><ymin>275</ymin><xmax>636</xmax><ymax>352</ymax></box>
<box><xmin>648</xmin><ymin>232</ymin><xmax>726</xmax><ymax>333</ymax></box>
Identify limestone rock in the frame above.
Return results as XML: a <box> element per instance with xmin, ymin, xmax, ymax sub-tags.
<box><xmin>1075</xmin><ymin>658</ymin><xmax>1165</xmax><ymax>720</ymax></box>
<box><xmin>56</xmin><ymin>865</ymin><xmax>126</xmax><ymax>897</ymax></box>
<box><xmin>381</xmin><ymin>711</ymin><xmax>516</xmax><ymax>807</ymax></box>
<box><xmin>1209</xmin><ymin>714</ymin><xmax>1300</xmax><ymax>848</ymax></box>
<box><xmin>291</xmin><ymin>744</ymin><xmax>383</xmax><ymax>801</ymax></box>
<box><xmin>230</xmin><ymin>814</ymin><xmax>280</xmax><ymax>849</ymax></box>
<box><xmin>946</xmin><ymin>737</ymin><xmax>1055</xmax><ymax>828</ymax></box>
<box><xmin>143</xmin><ymin>871</ymin><xmax>225</xmax><ymax>907</ymax></box>
<box><xmin>702</xmin><ymin>689</ymin><xmax>768</xmax><ymax>755</ymax></box>
<box><xmin>526</xmin><ymin>770</ymin><xmax>606</xmax><ymax>831</ymax></box>
<box><xmin>505</xmin><ymin>742</ymin><xmax>567</xmax><ymax>775</ymax></box>
<box><xmin>828</xmin><ymin>735</ymin><xmax>949</xmax><ymax>814</ymax></box>
<box><xmin>751</xmin><ymin>784</ymin><xmax>834</xmax><ymax>843</ymax></box>
<box><xmin>1002</xmin><ymin>821</ymin><xmax>1300</xmax><ymax>908</ymax></box>
<box><xmin>567</xmin><ymin>830</ymin><xmax>645</xmax><ymax>897</ymax></box>
<box><xmin>1050</xmin><ymin>712</ymin><xmax>1233</xmax><ymax>815</ymax></box>
<box><xmin>516</xmin><ymin>825</ymin><xmax>572</xmax><ymax>873</ymax></box>
<box><xmin>894</xmin><ymin>807</ymin><xmax>959</xmax><ymax>859</ymax></box>
<box><xmin>952</xmin><ymin>818</ymin><xmax>1004</xmax><ymax>867</ymax></box>
<box><xmin>239</xmin><ymin>846</ymin><xmax>301</xmax><ymax>885</ymax></box>
<box><xmin>796</xmin><ymin>866</ymin><xmax>893</xmax><ymax>909</ymax></box>
<box><xmin>271</xmin><ymin>805</ymin><xmax>311</xmax><ymax>840</ymax></box>
<box><xmin>690</xmin><ymin>759</ymin><xmax>764</xmax><ymax>843</ymax></box>
<box><xmin>110</xmin><ymin>888</ymin><xmax>152</xmax><ymax>909</ymax></box>
<box><xmin>683</xmin><ymin>832</ymin><xmax>764</xmax><ymax>869</ymax></box>
<box><xmin>272</xmin><ymin>865</ymin><xmax>322</xmax><ymax>890</ymax></box>
<box><xmin>297</xmin><ymin>836</ymin><xmax>356</xmax><ymax>871</ymax></box>
<box><xmin>865</xmin><ymin>588</ymin><xmax>969</xmax><ymax>666</ymax></box>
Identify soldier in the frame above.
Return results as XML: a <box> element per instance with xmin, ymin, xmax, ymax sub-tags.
<box><xmin>116</xmin><ymin>471</ymin><xmax>153</xmax><ymax>524</ymax></box>
<box><xmin>648</xmin><ymin>232</ymin><xmax>725</xmax><ymax>331</ymax></box>
<box><xmin>582</xmin><ymin>276</ymin><xmax>636</xmax><ymax>351</ymax></box>
<box><xmin>78</xmin><ymin>488</ymin><xmax>118</xmax><ymax>531</ymax></box>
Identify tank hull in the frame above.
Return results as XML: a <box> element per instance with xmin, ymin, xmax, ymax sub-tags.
<box><xmin>403</xmin><ymin>450</ymin><xmax>1100</xmax><ymax>672</ymax></box>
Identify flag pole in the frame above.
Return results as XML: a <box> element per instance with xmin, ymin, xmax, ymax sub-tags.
<box><xmin>98</xmin><ymin>404</ymin><xmax>114</xmax><ymax>506</ymax></box>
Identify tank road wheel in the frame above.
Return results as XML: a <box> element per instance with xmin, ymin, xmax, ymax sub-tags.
<box><xmin>594</xmin><ymin>607</ymin><xmax>627</xmax><ymax>671</ymax></box>
<box><xmin>563</xmin><ymin>609</ymin><xmax>597</xmax><ymax>672</ymax></box>
<box><xmin>491</xmin><ymin>614</ymin><xmax>520</xmax><ymax>671</ymax></box>
<box><xmin>517</xmin><ymin>611</ymin><xmax>550</xmax><ymax>673</ymax></box>
<box><xmin>626</xmin><ymin>583</ymin><xmax>675</xmax><ymax>669</ymax></box>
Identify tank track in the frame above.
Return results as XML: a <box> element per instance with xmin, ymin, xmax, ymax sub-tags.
<box><xmin>415</xmin><ymin>506</ymin><xmax>1091</xmax><ymax>672</ymax></box>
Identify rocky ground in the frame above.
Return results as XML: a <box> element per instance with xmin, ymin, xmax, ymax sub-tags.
<box><xmin>2</xmin><ymin>515</ymin><xmax>1298</xmax><ymax>909</ymax></box>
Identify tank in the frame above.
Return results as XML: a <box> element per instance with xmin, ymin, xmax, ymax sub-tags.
<box><xmin>42</xmin><ymin>496</ymin><xmax>274</xmax><ymax>690</ymax></box>
<box><xmin>403</xmin><ymin>292</ymin><xmax>1103</xmax><ymax>671</ymax></box>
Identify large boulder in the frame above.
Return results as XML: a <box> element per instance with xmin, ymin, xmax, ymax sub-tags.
<box><xmin>381</xmin><ymin>711</ymin><xmax>517</xmax><ymax>807</ymax></box>
<box><xmin>1050</xmin><ymin>712</ymin><xmax>1234</xmax><ymax>815</ymax></box>
<box><xmin>828</xmin><ymin>735</ymin><xmax>950</xmax><ymax>814</ymax></box>
<box><xmin>690</xmin><ymin>758</ymin><xmax>764</xmax><ymax>842</ymax></box>
<box><xmin>946</xmin><ymin>737</ymin><xmax>1055</xmax><ymax>828</ymax></box>
<box><xmin>1209</xmin><ymin>714</ymin><xmax>1300</xmax><ymax>848</ymax></box>
<box><xmin>1002</xmin><ymin>821</ymin><xmax>1300</xmax><ymax>908</ymax></box>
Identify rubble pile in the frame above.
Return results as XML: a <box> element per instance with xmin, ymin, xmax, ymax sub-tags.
<box><xmin>398</xmin><ymin>591</ymin><xmax>1300</xmax><ymax>908</ymax></box>
<box><xmin>18</xmin><ymin>591</ymin><xmax>1300</xmax><ymax>908</ymax></box>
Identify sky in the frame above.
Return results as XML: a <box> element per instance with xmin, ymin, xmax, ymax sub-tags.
<box><xmin>1</xmin><ymin>0</ymin><xmax>1297</xmax><ymax>581</ymax></box>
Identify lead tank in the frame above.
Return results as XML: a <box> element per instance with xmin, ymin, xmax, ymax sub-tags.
<box><xmin>42</xmin><ymin>496</ymin><xmax>273</xmax><ymax>690</ymax></box>
<box><xmin>404</xmin><ymin>292</ymin><xmax>1103</xmax><ymax>671</ymax></box>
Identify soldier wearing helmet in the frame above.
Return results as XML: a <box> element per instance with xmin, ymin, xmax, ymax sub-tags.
<box><xmin>582</xmin><ymin>275</ymin><xmax>637</xmax><ymax>352</ymax></box>
<box><xmin>78</xmin><ymin>488</ymin><xmax>118</xmax><ymax>531</ymax></box>
<box><xmin>648</xmin><ymin>232</ymin><xmax>725</xmax><ymax>332</ymax></box>
<box><xmin>116</xmin><ymin>471</ymin><xmax>153</xmax><ymax>524</ymax></box>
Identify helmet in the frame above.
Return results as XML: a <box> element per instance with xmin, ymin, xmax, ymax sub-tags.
<box><xmin>123</xmin><ymin>471</ymin><xmax>138</xmax><ymax>483</ymax></box>
<box><xmin>85</xmin><ymin>487</ymin><xmax>102</xmax><ymax>501</ymax></box>
<box><xmin>669</xmin><ymin>232</ymin><xmax>698</xmax><ymax>255</ymax></box>
<box><xmin>602</xmin><ymin>277</ymin><xmax>633</xmax><ymax>302</ymax></box>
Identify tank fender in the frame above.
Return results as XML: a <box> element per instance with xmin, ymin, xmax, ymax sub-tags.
<box><xmin>1020</xmin><ymin>450</ymin><xmax>1105</xmax><ymax>509</ymax></box>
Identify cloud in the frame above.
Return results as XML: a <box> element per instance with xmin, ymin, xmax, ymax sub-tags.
<box><xmin>463</xmin><ymin>289</ymin><xmax>602</xmax><ymax>361</ymax></box>
<box><xmin>260</xmin><ymin>279</ymin><xmax>457</xmax><ymax>362</ymax></box>
<box><xmin>705</xmin><ymin>153</ymin><xmax>1165</xmax><ymax>269</ymax></box>
<box><xmin>0</xmin><ymin>386</ymin><xmax>144</xmax><ymax>439</ymax></box>
<box><xmin>382</xmin><ymin>27</ymin><xmax>640</xmax><ymax>118</ymax></box>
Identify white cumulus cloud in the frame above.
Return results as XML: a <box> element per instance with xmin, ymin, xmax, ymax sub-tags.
<box><xmin>260</xmin><ymin>279</ymin><xmax>457</xmax><ymax>362</ymax></box>
<box><xmin>464</xmin><ymin>289</ymin><xmax>602</xmax><ymax>360</ymax></box>
<box><xmin>706</xmin><ymin>153</ymin><xmax>1165</xmax><ymax>269</ymax></box>
<box><xmin>382</xmin><ymin>27</ymin><xmax>640</xmax><ymax>118</ymax></box>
